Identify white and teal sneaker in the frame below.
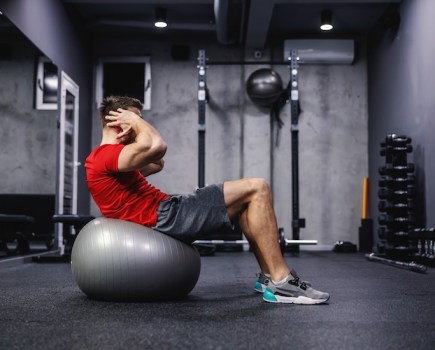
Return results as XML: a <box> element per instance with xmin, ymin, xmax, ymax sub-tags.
<box><xmin>263</xmin><ymin>270</ymin><xmax>330</xmax><ymax>305</ymax></box>
<box><xmin>254</xmin><ymin>273</ymin><xmax>270</xmax><ymax>293</ymax></box>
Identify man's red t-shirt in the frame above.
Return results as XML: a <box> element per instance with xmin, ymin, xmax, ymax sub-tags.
<box><xmin>85</xmin><ymin>144</ymin><xmax>169</xmax><ymax>227</ymax></box>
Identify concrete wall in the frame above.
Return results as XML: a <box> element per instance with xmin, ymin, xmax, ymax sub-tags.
<box><xmin>368</xmin><ymin>0</ymin><xmax>435</xmax><ymax>243</ymax></box>
<box><xmin>91</xmin><ymin>39</ymin><xmax>369</xmax><ymax>249</ymax></box>
<box><xmin>0</xmin><ymin>32</ymin><xmax>56</xmax><ymax>194</ymax></box>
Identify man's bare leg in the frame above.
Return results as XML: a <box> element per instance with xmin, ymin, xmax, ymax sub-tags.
<box><xmin>224</xmin><ymin>178</ymin><xmax>290</xmax><ymax>282</ymax></box>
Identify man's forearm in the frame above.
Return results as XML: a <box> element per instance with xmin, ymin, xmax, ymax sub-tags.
<box><xmin>107</xmin><ymin>109</ymin><xmax>168</xmax><ymax>172</ymax></box>
<box><xmin>140</xmin><ymin>159</ymin><xmax>165</xmax><ymax>177</ymax></box>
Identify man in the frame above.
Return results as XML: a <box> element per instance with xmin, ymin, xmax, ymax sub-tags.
<box><xmin>85</xmin><ymin>95</ymin><xmax>330</xmax><ymax>304</ymax></box>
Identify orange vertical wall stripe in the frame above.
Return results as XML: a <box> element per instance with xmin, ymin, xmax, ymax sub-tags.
<box><xmin>362</xmin><ymin>177</ymin><xmax>369</xmax><ymax>219</ymax></box>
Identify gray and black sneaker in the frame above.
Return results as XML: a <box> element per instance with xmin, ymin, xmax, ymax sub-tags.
<box><xmin>254</xmin><ymin>273</ymin><xmax>270</xmax><ymax>293</ymax></box>
<box><xmin>263</xmin><ymin>269</ymin><xmax>330</xmax><ymax>304</ymax></box>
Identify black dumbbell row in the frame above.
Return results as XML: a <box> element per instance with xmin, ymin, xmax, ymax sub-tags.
<box><xmin>377</xmin><ymin>134</ymin><xmax>417</xmax><ymax>259</ymax></box>
<box><xmin>380</xmin><ymin>135</ymin><xmax>413</xmax><ymax>165</ymax></box>
<box><xmin>409</xmin><ymin>227</ymin><xmax>435</xmax><ymax>240</ymax></box>
<box><xmin>377</xmin><ymin>242</ymin><xmax>418</xmax><ymax>257</ymax></box>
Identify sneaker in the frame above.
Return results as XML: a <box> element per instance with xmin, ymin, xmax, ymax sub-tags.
<box><xmin>254</xmin><ymin>273</ymin><xmax>270</xmax><ymax>293</ymax></box>
<box><xmin>263</xmin><ymin>269</ymin><xmax>330</xmax><ymax>305</ymax></box>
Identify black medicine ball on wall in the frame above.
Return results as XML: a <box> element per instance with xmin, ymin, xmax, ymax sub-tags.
<box><xmin>246</xmin><ymin>68</ymin><xmax>283</xmax><ymax>108</ymax></box>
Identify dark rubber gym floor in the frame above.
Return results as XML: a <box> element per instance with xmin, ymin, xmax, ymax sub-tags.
<box><xmin>1</xmin><ymin>251</ymin><xmax>435</xmax><ymax>350</ymax></box>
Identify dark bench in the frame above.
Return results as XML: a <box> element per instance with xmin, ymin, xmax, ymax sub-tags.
<box><xmin>32</xmin><ymin>214</ymin><xmax>95</xmax><ymax>262</ymax></box>
<box><xmin>0</xmin><ymin>214</ymin><xmax>34</xmax><ymax>255</ymax></box>
<box><xmin>0</xmin><ymin>194</ymin><xmax>55</xmax><ymax>255</ymax></box>
<box><xmin>53</xmin><ymin>214</ymin><xmax>95</xmax><ymax>255</ymax></box>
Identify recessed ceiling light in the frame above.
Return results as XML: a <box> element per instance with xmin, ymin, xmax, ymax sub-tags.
<box><xmin>320</xmin><ymin>10</ymin><xmax>333</xmax><ymax>31</ymax></box>
<box><xmin>154</xmin><ymin>7</ymin><xmax>167</xmax><ymax>28</ymax></box>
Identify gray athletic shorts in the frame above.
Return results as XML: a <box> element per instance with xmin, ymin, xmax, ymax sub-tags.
<box><xmin>153</xmin><ymin>183</ymin><xmax>232</xmax><ymax>242</ymax></box>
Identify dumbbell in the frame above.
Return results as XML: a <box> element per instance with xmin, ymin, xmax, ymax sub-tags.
<box><xmin>378</xmin><ymin>176</ymin><xmax>415</xmax><ymax>187</ymax></box>
<box><xmin>384</xmin><ymin>134</ymin><xmax>412</xmax><ymax>145</ymax></box>
<box><xmin>378</xmin><ymin>214</ymin><xmax>416</xmax><ymax>226</ymax></box>
<box><xmin>378</xmin><ymin>200</ymin><xmax>415</xmax><ymax>212</ymax></box>
<box><xmin>380</xmin><ymin>144</ymin><xmax>413</xmax><ymax>156</ymax></box>
<box><xmin>378</xmin><ymin>227</ymin><xmax>409</xmax><ymax>240</ymax></box>
<box><xmin>379</xmin><ymin>163</ymin><xmax>415</xmax><ymax>176</ymax></box>
<box><xmin>378</xmin><ymin>186</ymin><xmax>416</xmax><ymax>199</ymax></box>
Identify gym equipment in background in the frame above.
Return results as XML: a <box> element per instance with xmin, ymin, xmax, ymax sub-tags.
<box><xmin>197</xmin><ymin>50</ymin><xmax>208</xmax><ymax>189</ymax></box>
<box><xmin>71</xmin><ymin>217</ymin><xmax>201</xmax><ymax>301</ymax></box>
<box><xmin>194</xmin><ymin>227</ymin><xmax>317</xmax><ymax>255</ymax></box>
<box><xmin>377</xmin><ymin>134</ymin><xmax>417</xmax><ymax>258</ymax></box>
<box><xmin>196</xmin><ymin>49</ymin><xmax>309</xmax><ymax>254</ymax></box>
<box><xmin>409</xmin><ymin>227</ymin><xmax>435</xmax><ymax>267</ymax></box>
<box><xmin>0</xmin><ymin>194</ymin><xmax>55</xmax><ymax>256</ymax></box>
<box><xmin>367</xmin><ymin>134</ymin><xmax>435</xmax><ymax>272</ymax></box>
<box><xmin>0</xmin><ymin>214</ymin><xmax>33</xmax><ymax>255</ymax></box>
<box><xmin>358</xmin><ymin>177</ymin><xmax>373</xmax><ymax>252</ymax></box>
<box><xmin>196</xmin><ymin>50</ymin><xmax>244</xmax><ymax>252</ymax></box>
<box><xmin>32</xmin><ymin>214</ymin><xmax>95</xmax><ymax>263</ymax></box>
<box><xmin>246</xmin><ymin>68</ymin><xmax>283</xmax><ymax>108</ymax></box>
<box><xmin>365</xmin><ymin>253</ymin><xmax>426</xmax><ymax>273</ymax></box>
<box><xmin>287</xmin><ymin>50</ymin><xmax>305</xmax><ymax>253</ymax></box>
<box><xmin>367</xmin><ymin>134</ymin><xmax>426</xmax><ymax>273</ymax></box>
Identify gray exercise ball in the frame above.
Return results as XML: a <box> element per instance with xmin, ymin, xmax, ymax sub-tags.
<box><xmin>71</xmin><ymin>217</ymin><xmax>201</xmax><ymax>301</ymax></box>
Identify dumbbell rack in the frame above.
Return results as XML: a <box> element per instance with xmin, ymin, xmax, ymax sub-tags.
<box><xmin>377</xmin><ymin>134</ymin><xmax>417</xmax><ymax>259</ymax></box>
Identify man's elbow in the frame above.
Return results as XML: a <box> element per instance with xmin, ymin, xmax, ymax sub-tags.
<box><xmin>153</xmin><ymin>138</ymin><xmax>167</xmax><ymax>160</ymax></box>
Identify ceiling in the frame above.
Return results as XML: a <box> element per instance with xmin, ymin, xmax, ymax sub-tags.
<box><xmin>1</xmin><ymin>0</ymin><xmax>402</xmax><ymax>49</ymax></box>
<box><xmin>61</xmin><ymin>0</ymin><xmax>402</xmax><ymax>48</ymax></box>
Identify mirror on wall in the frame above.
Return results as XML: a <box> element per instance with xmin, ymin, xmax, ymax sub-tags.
<box><xmin>0</xmin><ymin>12</ymin><xmax>58</xmax><ymax>255</ymax></box>
<box><xmin>0</xmin><ymin>14</ymin><xmax>57</xmax><ymax>194</ymax></box>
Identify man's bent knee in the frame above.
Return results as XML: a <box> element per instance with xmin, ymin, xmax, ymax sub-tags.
<box><xmin>224</xmin><ymin>178</ymin><xmax>271</xmax><ymax>216</ymax></box>
<box><xmin>245</xmin><ymin>178</ymin><xmax>271</xmax><ymax>199</ymax></box>
<box><xmin>225</xmin><ymin>178</ymin><xmax>270</xmax><ymax>198</ymax></box>
<box><xmin>251</xmin><ymin>178</ymin><xmax>270</xmax><ymax>192</ymax></box>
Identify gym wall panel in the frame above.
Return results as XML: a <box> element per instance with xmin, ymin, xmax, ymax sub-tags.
<box><xmin>368</xmin><ymin>0</ymin><xmax>435</xmax><ymax>241</ymax></box>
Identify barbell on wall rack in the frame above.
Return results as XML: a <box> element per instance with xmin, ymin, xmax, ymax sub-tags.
<box><xmin>193</xmin><ymin>229</ymin><xmax>317</xmax><ymax>255</ymax></box>
<box><xmin>193</xmin><ymin>239</ymin><xmax>317</xmax><ymax>245</ymax></box>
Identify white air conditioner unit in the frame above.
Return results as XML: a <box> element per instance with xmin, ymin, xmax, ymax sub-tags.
<box><xmin>283</xmin><ymin>39</ymin><xmax>354</xmax><ymax>65</ymax></box>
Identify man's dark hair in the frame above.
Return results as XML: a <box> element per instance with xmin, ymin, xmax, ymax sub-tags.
<box><xmin>99</xmin><ymin>96</ymin><xmax>143</xmax><ymax>126</ymax></box>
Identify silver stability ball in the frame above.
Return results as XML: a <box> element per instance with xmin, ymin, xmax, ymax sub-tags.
<box><xmin>71</xmin><ymin>217</ymin><xmax>201</xmax><ymax>301</ymax></box>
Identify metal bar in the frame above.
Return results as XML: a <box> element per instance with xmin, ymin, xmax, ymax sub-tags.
<box><xmin>366</xmin><ymin>253</ymin><xmax>427</xmax><ymax>274</ymax></box>
<box><xmin>289</xmin><ymin>50</ymin><xmax>303</xmax><ymax>253</ymax></box>
<box><xmin>197</xmin><ymin>49</ymin><xmax>207</xmax><ymax>188</ymax></box>
<box><xmin>193</xmin><ymin>239</ymin><xmax>318</xmax><ymax>245</ymax></box>
<box><xmin>207</xmin><ymin>61</ymin><xmax>289</xmax><ymax>66</ymax></box>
